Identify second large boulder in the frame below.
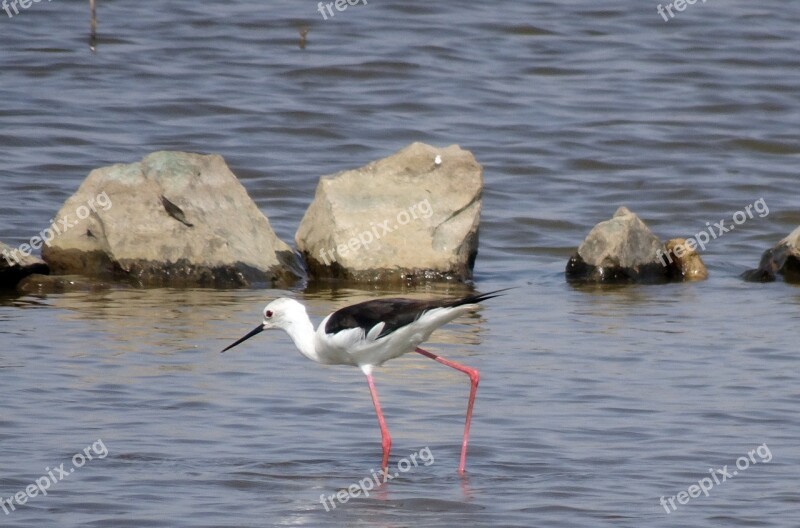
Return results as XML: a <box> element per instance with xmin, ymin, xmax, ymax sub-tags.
<box><xmin>295</xmin><ymin>142</ymin><xmax>482</xmax><ymax>283</ymax></box>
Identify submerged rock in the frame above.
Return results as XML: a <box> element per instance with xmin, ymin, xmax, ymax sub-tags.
<box><xmin>41</xmin><ymin>151</ymin><xmax>303</xmax><ymax>287</ymax></box>
<box><xmin>0</xmin><ymin>241</ymin><xmax>49</xmax><ymax>289</ymax></box>
<box><xmin>566</xmin><ymin>207</ymin><xmax>708</xmax><ymax>284</ymax></box>
<box><xmin>662</xmin><ymin>238</ymin><xmax>708</xmax><ymax>281</ymax></box>
<box><xmin>295</xmin><ymin>142</ymin><xmax>482</xmax><ymax>283</ymax></box>
<box><xmin>742</xmin><ymin>225</ymin><xmax>800</xmax><ymax>283</ymax></box>
<box><xmin>16</xmin><ymin>274</ymin><xmax>114</xmax><ymax>294</ymax></box>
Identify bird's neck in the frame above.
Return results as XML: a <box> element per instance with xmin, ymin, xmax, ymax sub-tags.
<box><xmin>284</xmin><ymin>314</ymin><xmax>319</xmax><ymax>363</ymax></box>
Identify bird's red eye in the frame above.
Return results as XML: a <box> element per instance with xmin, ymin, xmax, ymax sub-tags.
<box><xmin>265</xmin><ymin>310</ymin><xmax>273</xmax><ymax>318</ymax></box>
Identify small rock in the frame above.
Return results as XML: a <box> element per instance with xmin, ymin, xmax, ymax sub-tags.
<box><xmin>295</xmin><ymin>142</ymin><xmax>482</xmax><ymax>283</ymax></box>
<box><xmin>566</xmin><ymin>207</ymin><xmax>708</xmax><ymax>284</ymax></box>
<box><xmin>742</xmin><ymin>225</ymin><xmax>800</xmax><ymax>283</ymax></box>
<box><xmin>0</xmin><ymin>241</ymin><xmax>49</xmax><ymax>289</ymax></box>
<box><xmin>41</xmin><ymin>151</ymin><xmax>303</xmax><ymax>287</ymax></box>
<box><xmin>663</xmin><ymin>238</ymin><xmax>708</xmax><ymax>281</ymax></box>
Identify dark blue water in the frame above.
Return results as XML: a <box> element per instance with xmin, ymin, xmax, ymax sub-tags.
<box><xmin>1</xmin><ymin>1</ymin><xmax>799</xmax><ymax>526</ymax></box>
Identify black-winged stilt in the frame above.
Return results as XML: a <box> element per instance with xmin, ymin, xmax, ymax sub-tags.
<box><xmin>221</xmin><ymin>290</ymin><xmax>505</xmax><ymax>474</ymax></box>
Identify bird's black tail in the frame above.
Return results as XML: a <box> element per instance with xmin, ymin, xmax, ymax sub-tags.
<box><xmin>446</xmin><ymin>287</ymin><xmax>515</xmax><ymax>308</ymax></box>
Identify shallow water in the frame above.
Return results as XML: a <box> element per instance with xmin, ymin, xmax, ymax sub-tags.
<box><xmin>1</xmin><ymin>1</ymin><xmax>799</xmax><ymax>527</ymax></box>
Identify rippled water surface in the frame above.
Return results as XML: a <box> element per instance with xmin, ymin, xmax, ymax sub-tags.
<box><xmin>1</xmin><ymin>1</ymin><xmax>799</xmax><ymax>527</ymax></box>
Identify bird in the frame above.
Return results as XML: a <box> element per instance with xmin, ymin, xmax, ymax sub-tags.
<box><xmin>221</xmin><ymin>289</ymin><xmax>507</xmax><ymax>475</ymax></box>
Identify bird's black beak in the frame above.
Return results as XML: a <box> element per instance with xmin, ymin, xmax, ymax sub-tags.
<box><xmin>221</xmin><ymin>324</ymin><xmax>264</xmax><ymax>353</ymax></box>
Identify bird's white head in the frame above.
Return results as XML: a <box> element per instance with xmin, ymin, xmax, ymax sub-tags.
<box><xmin>221</xmin><ymin>297</ymin><xmax>309</xmax><ymax>353</ymax></box>
<box><xmin>261</xmin><ymin>297</ymin><xmax>308</xmax><ymax>330</ymax></box>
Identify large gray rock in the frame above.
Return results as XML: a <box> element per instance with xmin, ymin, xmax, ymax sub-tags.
<box><xmin>742</xmin><ymin>225</ymin><xmax>800</xmax><ymax>283</ymax></box>
<box><xmin>295</xmin><ymin>142</ymin><xmax>482</xmax><ymax>283</ymax></box>
<box><xmin>1</xmin><ymin>241</ymin><xmax>49</xmax><ymax>289</ymax></box>
<box><xmin>41</xmin><ymin>151</ymin><xmax>302</xmax><ymax>287</ymax></box>
<box><xmin>566</xmin><ymin>207</ymin><xmax>707</xmax><ymax>283</ymax></box>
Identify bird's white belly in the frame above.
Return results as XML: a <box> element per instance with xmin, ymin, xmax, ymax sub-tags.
<box><xmin>315</xmin><ymin>313</ymin><xmax>444</xmax><ymax>370</ymax></box>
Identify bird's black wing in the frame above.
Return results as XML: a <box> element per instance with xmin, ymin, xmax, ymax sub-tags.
<box><xmin>324</xmin><ymin>289</ymin><xmax>510</xmax><ymax>338</ymax></box>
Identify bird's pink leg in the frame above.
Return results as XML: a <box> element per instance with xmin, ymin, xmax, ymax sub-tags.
<box><xmin>415</xmin><ymin>347</ymin><xmax>479</xmax><ymax>474</ymax></box>
<box><xmin>366</xmin><ymin>373</ymin><xmax>392</xmax><ymax>475</ymax></box>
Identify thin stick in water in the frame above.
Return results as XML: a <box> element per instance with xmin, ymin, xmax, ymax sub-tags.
<box><xmin>89</xmin><ymin>0</ymin><xmax>97</xmax><ymax>51</ymax></box>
